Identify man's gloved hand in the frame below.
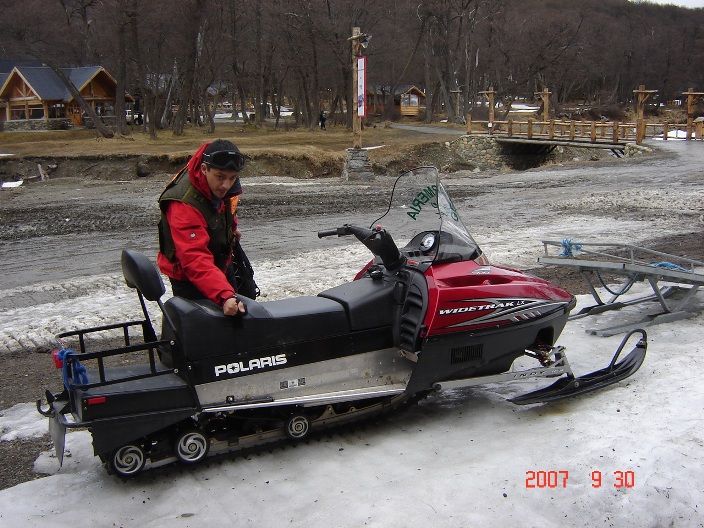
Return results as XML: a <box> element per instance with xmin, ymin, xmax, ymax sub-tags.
<box><xmin>223</xmin><ymin>296</ymin><xmax>246</xmax><ymax>316</ymax></box>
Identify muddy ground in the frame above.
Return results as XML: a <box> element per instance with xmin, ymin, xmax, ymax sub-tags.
<box><xmin>1</xmin><ymin>142</ymin><xmax>703</xmax><ymax>490</ymax></box>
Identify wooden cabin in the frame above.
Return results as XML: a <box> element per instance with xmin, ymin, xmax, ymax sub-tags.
<box><xmin>0</xmin><ymin>63</ymin><xmax>127</xmax><ymax>128</ymax></box>
<box><xmin>366</xmin><ymin>85</ymin><xmax>426</xmax><ymax>117</ymax></box>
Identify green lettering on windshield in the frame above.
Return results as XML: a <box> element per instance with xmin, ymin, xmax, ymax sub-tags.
<box><xmin>406</xmin><ymin>185</ymin><xmax>438</xmax><ymax>220</ymax></box>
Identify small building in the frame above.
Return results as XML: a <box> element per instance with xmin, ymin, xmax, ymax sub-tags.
<box><xmin>366</xmin><ymin>85</ymin><xmax>426</xmax><ymax>117</ymax></box>
<box><xmin>0</xmin><ymin>62</ymin><xmax>129</xmax><ymax>129</ymax></box>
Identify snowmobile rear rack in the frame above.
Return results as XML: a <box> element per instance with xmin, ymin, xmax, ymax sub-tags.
<box><xmin>538</xmin><ymin>240</ymin><xmax>704</xmax><ymax>336</ymax></box>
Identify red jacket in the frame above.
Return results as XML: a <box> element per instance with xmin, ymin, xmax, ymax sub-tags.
<box><xmin>157</xmin><ymin>143</ymin><xmax>241</xmax><ymax>306</ymax></box>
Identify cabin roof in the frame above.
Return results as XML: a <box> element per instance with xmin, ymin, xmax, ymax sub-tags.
<box><xmin>367</xmin><ymin>84</ymin><xmax>425</xmax><ymax>97</ymax></box>
<box><xmin>0</xmin><ymin>65</ymin><xmax>113</xmax><ymax>102</ymax></box>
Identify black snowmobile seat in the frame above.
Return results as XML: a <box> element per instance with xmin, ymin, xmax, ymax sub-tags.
<box><xmin>161</xmin><ymin>295</ymin><xmax>350</xmax><ymax>364</ymax></box>
<box><xmin>318</xmin><ymin>277</ymin><xmax>395</xmax><ymax>331</ymax></box>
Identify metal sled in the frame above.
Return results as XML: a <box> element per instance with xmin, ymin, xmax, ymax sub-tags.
<box><xmin>538</xmin><ymin>240</ymin><xmax>704</xmax><ymax>336</ymax></box>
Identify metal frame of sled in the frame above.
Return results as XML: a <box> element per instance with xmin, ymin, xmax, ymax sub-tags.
<box><xmin>538</xmin><ymin>241</ymin><xmax>704</xmax><ymax>336</ymax></box>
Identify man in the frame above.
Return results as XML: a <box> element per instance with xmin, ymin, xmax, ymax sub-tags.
<box><xmin>157</xmin><ymin>139</ymin><xmax>246</xmax><ymax>316</ymax></box>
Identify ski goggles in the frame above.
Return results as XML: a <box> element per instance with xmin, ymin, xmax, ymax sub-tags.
<box><xmin>202</xmin><ymin>150</ymin><xmax>246</xmax><ymax>171</ymax></box>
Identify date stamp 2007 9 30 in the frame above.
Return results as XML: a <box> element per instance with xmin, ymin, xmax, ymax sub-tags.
<box><xmin>525</xmin><ymin>470</ymin><xmax>636</xmax><ymax>489</ymax></box>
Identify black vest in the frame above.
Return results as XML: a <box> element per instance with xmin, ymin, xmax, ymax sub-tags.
<box><xmin>158</xmin><ymin>169</ymin><xmax>235</xmax><ymax>270</ymax></box>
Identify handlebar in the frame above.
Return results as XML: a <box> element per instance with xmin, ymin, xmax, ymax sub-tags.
<box><xmin>317</xmin><ymin>225</ymin><xmax>363</xmax><ymax>238</ymax></box>
<box><xmin>317</xmin><ymin>224</ymin><xmax>406</xmax><ymax>271</ymax></box>
<box><xmin>317</xmin><ymin>228</ymin><xmax>341</xmax><ymax>238</ymax></box>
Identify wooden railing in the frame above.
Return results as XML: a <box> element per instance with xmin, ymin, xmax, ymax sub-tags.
<box><xmin>466</xmin><ymin>117</ymin><xmax>704</xmax><ymax>144</ymax></box>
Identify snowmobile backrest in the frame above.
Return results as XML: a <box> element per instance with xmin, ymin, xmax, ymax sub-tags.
<box><xmin>121</xmin><ymin>249</ymin><xmax>166</xmax><ymax>302</ymax></box>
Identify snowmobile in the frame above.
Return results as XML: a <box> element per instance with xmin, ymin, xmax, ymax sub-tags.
<box><xmin>37</xmin><ymin>166</ymin><xmax>647</xmax><ymax>477</ymax></box>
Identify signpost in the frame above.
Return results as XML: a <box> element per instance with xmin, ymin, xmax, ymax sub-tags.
<box><xmin>344</xmin><ymin>27</ymin><xmax>374</xmax><ymax>180</ymax></box>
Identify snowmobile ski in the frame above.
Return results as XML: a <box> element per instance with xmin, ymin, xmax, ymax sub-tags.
<box><xmin>510</xmin><ymin>329</ymin><xmax>647</xmax><ymax>405</ymax></box>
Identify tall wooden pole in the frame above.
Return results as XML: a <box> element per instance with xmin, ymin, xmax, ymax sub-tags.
<box><xmin>479</xmin><ymin>86</ymin><xmax>495</xmax><ymax>133</ymax></box>
<box><xmin>352</xmin><ymin>27</ymin><xmax>362</xmax><ymax>149</ymax></box>
<box><xmin>682</xmin><ymin>88</ymin><xmax>704</xmax><ymax>140</ymax></box>
<box><xmin>535</xmin><ymin>87</ymin><xmax>551</xmax><ymax>122</ymax></box>
<box><xmin>633</xmin><ymin>85</ymin><xmax>657</xmax><ymax>144</ymax></box>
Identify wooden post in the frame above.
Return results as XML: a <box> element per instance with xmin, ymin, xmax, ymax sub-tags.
<box><xmin>507</xmin><ymin>120</ymin><xmax>513</xmax><ymax>137</ymax></box>
<box><xmin>535</xmin><ymin>88</ymin><xmax>551</xmax><ymax>134</ymax></box>
<box><xmin>569</xmin><ymin>121</ymin><xmax>575</xmax><ymax>141</ymax></box>
<box><xmin>548</xmin><ymin>120</ymin><xmax>555</xmax><ymax>139</ymax></box>
<box><xmin>682</xmin><ymin>88</ymin><xmax>704</xmax><ymax>140</ymax></box>
<box><xmin>466</xmin><ymin>114</ymin><xmax>472</xmax><ymax>134</ymax></box>
<box><xmin>590</xmin><ymin>121</ymin><xmax>597</xmax><ymax>142</ymax></box>
<box><xmin>451</xmin><ymin>90</ymin><xmax>461</xmax><ymax>121</ymax></box>
<box><xmin>613</xmin><ymin>122</ymin><xmax>619</xmax><ymax>143</ymax></box>
<box><xmin>527</xmin><ymin>119</ymin><xmax>533</xmax><ymax>139</ymax></box>
<box><xmin>633</xmin><ymin>85</ymin><xmax>657</xmax><ymax>144</ymax></box>
<box><xmin>479</xmin><ymin>86</ymin><xmax>496</xmax><ymax>132</ymax></box>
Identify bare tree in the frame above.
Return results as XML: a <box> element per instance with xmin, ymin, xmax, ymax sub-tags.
<box><xmin>3</xmin><ymin>0</ymin><xmax>704</xmax><ymax>136</ymax></box>
<box><xmin>171</xmin><ymin>0</ymin><xmax>208</xmax><ymax>135</ymax></box>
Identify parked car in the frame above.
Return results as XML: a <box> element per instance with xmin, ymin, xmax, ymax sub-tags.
<box><xmin>125</xmin><ymin>109</ymin><xmax>143</xmax><ymax>125</ymax></box>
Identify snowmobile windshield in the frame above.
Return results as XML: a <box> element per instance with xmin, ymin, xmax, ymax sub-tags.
<box><xmin>371</xmin><ymin>167</ymin><xmax>483</xmax><ymax>266</ymax></box>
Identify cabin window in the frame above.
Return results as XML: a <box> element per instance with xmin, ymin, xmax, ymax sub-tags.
<box><xmin>401</xmin><ymin>94</ymin><xmax>419</xmax><ymax>107</ymax></box>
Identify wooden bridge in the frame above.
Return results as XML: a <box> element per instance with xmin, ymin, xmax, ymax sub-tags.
<box><xmin>467</xmin><ymin>85</ymin><xmax>704</xmax><ymax>149</ymax></box>
<box><xmin>466</xmin><ymin>117</ymin><xmax>703</xmax><ymax>152</ymax></box>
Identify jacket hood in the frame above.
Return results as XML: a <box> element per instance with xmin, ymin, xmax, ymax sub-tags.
<box><xmin>187</xmin><ymin>142</ymin><xmax>243</xmax><ymax>201</ymax></box>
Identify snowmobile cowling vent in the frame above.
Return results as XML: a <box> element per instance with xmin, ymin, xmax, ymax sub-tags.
<box><xmin>450</xmin><ymin>344</ymin><xmax>484</xmax><ymax>364</ymax></box>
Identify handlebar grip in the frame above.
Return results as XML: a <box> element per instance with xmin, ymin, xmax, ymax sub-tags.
<box><xmin>318</xmin><ymin>229</ymin><xmax>339</xmax><ymax>238</ymax></box>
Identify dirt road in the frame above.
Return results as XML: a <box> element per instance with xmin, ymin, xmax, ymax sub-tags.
<box><xmin>1</xmin><ymin>140</ymin><xmax>702</xmax><ymax>289</ymax></box>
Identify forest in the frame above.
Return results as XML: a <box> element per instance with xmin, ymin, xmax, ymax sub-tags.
<box><xmin>1</xmin><ymin>0</ymin><xmax>703</xmax><ymax>135</ymax></box>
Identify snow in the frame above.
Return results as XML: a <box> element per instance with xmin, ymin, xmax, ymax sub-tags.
<box><xmin>508</xmin><ymin>103</ymin><xmax>540</xmax><ymax>112</ymax></box>
<box><xmin>653</xmin><ymin>129</ymin><xmax>689</xmax><ymax>140</ymax></box>
<box><xmin>0</xmin><ymin>256</ymin><xmax>703</xmax><ymax>526</ymax></box>
<box><xmin>1</xmin><ymin>181</ymin><xmax>23</xmax><ymax>189</ymax></box>
<box><xmin>635</xmin><ymin>0</ymin><xmax>704</xmax><ymax>7</ymax></box>
<box><xmin>0</xmin><ymin>403</ymin><xmax>48</xmax><ymax>442</ymax></box>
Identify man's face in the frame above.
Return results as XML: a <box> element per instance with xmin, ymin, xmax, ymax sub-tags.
<box><xmin>202</xmin><ymin>163</ymin><xmax>239</xmax><ymax>198</ymax></box>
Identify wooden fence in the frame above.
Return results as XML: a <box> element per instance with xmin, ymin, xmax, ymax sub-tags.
<box><xmin>466</xmin><ymin>117</ymin><xmax>704</xmax><ymax>144</ymax></box>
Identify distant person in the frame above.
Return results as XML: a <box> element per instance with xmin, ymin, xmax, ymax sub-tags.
<box><xmin>157</xmin><ymin>139</ymin><xmax>247</xmax><ymax>316</ymax></box>
<box><xmin>319</xmin><ymin>110</ymin><xmax>327</xmax><ymax>130</ymax></box>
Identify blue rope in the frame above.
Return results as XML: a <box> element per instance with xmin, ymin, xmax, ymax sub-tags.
<box><xmin>57</xmin><ymin>348</ymin><xmax>89</xmax><ymax>390</ymax></box>
<box><xmin>559</xmin><ymin>239</ymin><xmax>582</xmax><ymax>257</ymax></box>
<box><xmin>650</xmin><ymin>262</ymin><xmax>691</xmax><ymax>273</ymax></box>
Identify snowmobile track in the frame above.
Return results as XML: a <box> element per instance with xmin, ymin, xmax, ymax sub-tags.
<box><xmin>108</xmin><ymin>391</ymin><xmax>429</xmax><ymax>480</ymax></box>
